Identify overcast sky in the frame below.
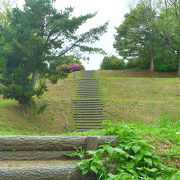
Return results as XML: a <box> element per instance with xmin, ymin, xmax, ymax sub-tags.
<box><xmin>17</xmin><ymin>0</ymin><xmax>130</xmax><ymax>70</ymax></box>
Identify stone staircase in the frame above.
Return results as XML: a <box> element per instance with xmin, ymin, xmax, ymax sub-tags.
<box><xmin>74</xmin><ymin>71</ymin><xmax>104</xmax><ymax>132</ymax></box>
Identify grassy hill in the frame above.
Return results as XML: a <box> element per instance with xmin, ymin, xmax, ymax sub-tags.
<box><xmin>96</xmin><ymin>70</ymin><xmax>180</xmax><ymax>124</ymax></box>
<box><xmin>0</xmin><ymin>70</ymin><xmax>179</xmax><ymax>168</ymax></box>
<box><xmin>0</xmin><ymin>72</ymin><xmax>81</xmax><ymax>135</ymax></box>
<box><xmin>95</xmin><ymin>70</ymin><xmax>180</xmax><ymax>168</ymax></box>
<box><xmin>0</xmin><ymin>70</ymin><xmax>179</xmax><ymax>135</ymax></box>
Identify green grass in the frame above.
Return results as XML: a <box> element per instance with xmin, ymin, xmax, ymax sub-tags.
<box><xmin>0</xmin><ymin>70</ymin><xmax>179</xmax><ymax>168</ymax></box>
<box><xmin>94</xmin><ymin>70</ymin><xmax>180</xmax><ymax>168</ymax></box>
<box><xmin>95</xmin><ymin>70</ymin><xmax>180</xmax><ymax>124</ymax></box>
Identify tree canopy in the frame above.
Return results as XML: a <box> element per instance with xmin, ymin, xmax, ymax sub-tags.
<box><xmin>100</xmin><ymin>55</ymin><xmax>125</xmax><ymax>70</ymax></box>
<box><xmin>114</xmin><ymin>0</ymin><xmax>180</xmax><ymax>75</ymax></box>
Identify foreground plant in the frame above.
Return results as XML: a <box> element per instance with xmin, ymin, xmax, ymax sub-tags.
<box><xmin>78</xmin><ymin>123</ymin><xmax>179</xmax><ymax>180</ymax></box>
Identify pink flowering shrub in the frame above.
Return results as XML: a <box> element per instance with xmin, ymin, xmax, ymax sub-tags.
<box><xmin>58</xmin><ymin>64</ymin><xmax>84</xmax><ymax>73</ymax></box>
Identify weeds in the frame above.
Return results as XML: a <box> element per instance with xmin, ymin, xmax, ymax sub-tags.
<box><xmin>65</xmin><ymin>147</ymin><xmax>87</xmax><ymax>159</ymax></box>
<box><xmin>78</xmin><ymin>122</ymin><xmax>179</xmax><ymax>179</ymax></box>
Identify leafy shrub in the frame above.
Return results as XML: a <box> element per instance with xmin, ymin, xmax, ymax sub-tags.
<box><xmin>78</xmin><ymin>123</ymin><xmax>178</xmax><ymax>180</ymax></box>
<box><xmin>125</xmin><ymin>57</ymin><xmax>178</xmax><ymax>72</ymax></box>
<box><xmin>100</xmin><ymin>56</ymin><xmax>125</xmax><ymax>70</ymax></box>
<box><xmin>58</xmin><ymin>64</ymin><xmax>84</xmax><ymax>73</ymax></box>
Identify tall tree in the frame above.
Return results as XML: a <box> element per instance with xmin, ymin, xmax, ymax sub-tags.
<box><xmin>0</xmin><ymin>0</ymin><xmax>108</xmax><ymax>108</ymax></box>
<box><xmin>114</xmin><ymin>3</ymin><xmax>159</xmax><ymax>71</ymax></box>
<box><xmin>114</xmin><ymin>0</ymin><xmax>179</xmax><ymax>73</ymax></box>
<box><xmin>156</xmin><ymin>0</ymin><xmax>180</xmax><ymax>75</ymax></box>
<box><xmin>167</xmin><ymin>0</ymin><xmax>180</xmax><ymax>76</ymax></box>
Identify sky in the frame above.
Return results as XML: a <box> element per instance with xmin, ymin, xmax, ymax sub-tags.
<box><xmin>16</xmin><ymin>0</ymin><xmax>130</xmax><ymax>70</ymax></box>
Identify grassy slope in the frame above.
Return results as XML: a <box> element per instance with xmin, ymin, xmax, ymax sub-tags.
<box><xmin>0</xmin><ymin>70</ymin><xmax>179</xmax><ymax>167</ymax></box>
<box><xmin>96</xmin><ymin>70</ymin><xmax>180</xmax><ymax>124</ymax></box>
<box><xmin>95</xmin><ymin>70</ymin><xmax>180</xmax><ymax>167</ymax></box>
<box><xmin>0</xmin><ymin>72</ymin><xmax>81</xmax><ymax>135</ymax></box>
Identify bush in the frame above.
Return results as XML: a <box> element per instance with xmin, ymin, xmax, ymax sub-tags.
<box><xmin>125</xmin><ymin>56</ymin><xmax>178</xmax><ymax>72</ymax></box>
<box><xmin>100</xmin><ymin>56</ymin><xmax>125</xmax><ymax>70</ymax></box>
<box><xmin>125</xmin><ymin>58</ymin><xmax>149</xmax><ymax>70</ymax></box>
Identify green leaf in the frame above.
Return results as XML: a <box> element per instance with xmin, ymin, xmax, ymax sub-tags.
<box><xmin>113</xmin><ymin>147</ymin><xmax>126</xmax><ymax>154</ymax></box>
<box><xmin>144</xmin><ymin>158</ymin><xmax>152</xmax><ymax>166</ymax></box>
<box><xmin>90</xmin><ymin>165</ymin><xmax>98</xmax><ymax>174</ymax></box>
<box><xmin>132</xmin><ymin>145</ymin><xmax>141</xmax><ymax>154</ymax></box>
<box><xmin>105</xmin><ymin>146</ymin><xmax>114</xmax><ymax>156</ymax></box>
<box><xmin>82</xmin><ymin>168</ymin><xmax>89</xmax><ymax>175</ymax></box>
<box><xmin>144</xmin><ymin>151</ymin><xmax>152</xmax><ymax>156</ymax></box>
<box><xmin>149</xmin><ymin>168</ymin><xmax>158</xmax><ymax>173</ymax></box>
<box><xmin>95</xmin><ymin>149</ymin><xmax>104</xmax><ymax>158</ymax></box>
<box><xmin>126</xmin><ymin>162</ymin><xmax>135</xmax><ymax>169</ymax></box>
<box><xmin>134</xmin><ymin>153</ymin><xmax>144</xmax><ymax>161</ymax></box>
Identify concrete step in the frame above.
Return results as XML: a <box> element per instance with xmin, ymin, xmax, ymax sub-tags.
<box><xmin>76</xmin><ymin>96</ymin><xmax>99</xmax><ymax>97</ymax></box>
<box><xmin>74</xmin><ymin>70</ymin><xmax>103</xmax><ymax>132</ymax></box>
<box><xmin>78</xmin><ymin>89</ymin><xmax>98</xmax><ymax>90</ymax></box>
<box><xmin>75</xmin><ymin>106</ymin><xmax>103</xmax><ymax>109</ymax></box>
<box><xmin>74</xmin><ymin>117</ymin><xmax>102</xmax><ymax>119</ymax></box>
<box><xmin>75</xmin><ymin>118</ymin><xmax>104</xmax><ymax>120</ymax></box>
<box><xmin>78</xmin><ymin>85</ymin><xmax>98</xmax><ymax>86</ymax></box>
<box><xmin>74</xmin><ymin>111</ymin><xmax>103</xmax><ymax>114</ymax></box>
<box><xmin>74</xmin><ymin>113</ymin><xmax>102</xmax><ymax>115</ymax></box>
<box><xmin>77</xmin><ymin>126</ymin><xmax>102</xmax><ymax>130</ymax></box>
<box><xmin>0</xmin><ymin>165</ymin><xmax>92</xmax><ymax>180</ymax></box>
<box><xmin>0</xmin><ymin>160</ymin><xmax>79</xmax><ymax>167</ymax></box>
<box><xmin>75</xmin><ymin>102</ymin><xmax>102</xmax><ymax>104</ymax></box>
<box><xmin>75</xmin><ymin>124</ymin><xmax>101</xmax><ymax>127</ymax></box>
<box><xmin>75</xmin><ymin>101</ymin><xmax>101</xmax><ymax>103</ymax></box>
<box><xmin>75</xmin><ymin>121</ymin><xmax>102</xmax><ymax>123</ymax></box>
<box><xmin>75</xmin><ymin>103</ymin><xmax>101</xmax><ymax>105</ymax></box>
<box><xmin>75</xmin><ymin>111</ymin><xmax>103</xmax><ymax>114</ymax></box>
<box><xmin>0</xmin><ymin>151</ymin><xmax>74</xmax><ymax>161</ymax></box>
<box><xmin>76</xmin><ymin>93</ymin><xmax>99</xmax><ymax>95</ymax></box>
<box><xmin>77</xmin><ymin>89</ymin><xmax>98</xmax><ymax>91</ymax></box>
<box><xmin>79</xmin><ymin>78</ymin><xmax>96</xmax><ymax>79</ymax></box>
<box><xmin>74</xmin><ymin>98</ymin><xmax>100</xmax><ymax>100</ymax></box>
<box><xmin>78</xmin><ymin>85</ymin><xmax>97</xmax><ymax>86</ymax></box>
<box><xmin>76</xmin><ymin>94</ymin><xmax>99</xmax><ymax>96</ymax></box>
<box><xmin>74</xmin><ymin>108</ymin><xmax>103</xmax><ymax>110</ymax></box>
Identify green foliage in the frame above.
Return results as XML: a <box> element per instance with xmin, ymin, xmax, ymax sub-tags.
<box><xmin>125</xmin><ymin>58</ymin><xmax>149</xmax><ymax>70</ymax></box>
<box><xmin>0</xmin><ymin>0</ymin><xmax>108</xmax><ymax>107</ymax></box>
<box><xmin>56</xmin><ymin>55</ymin><xmax>82</xmax><ymax>65</ymax></box>
<box><xmin>78</xmin><ymin>123</ymin><xmax>178</xmax><ymax>179</ymax></box>
<box><xmin>114</xmin><ymin>0</ymin><xmax>180</xmax><ymax>73</ymax></box>
<box><xmin>100</xmin><ymin>56</ymin><xmax>125</xmax><ymax>70</ymax></box>
<box><xmin>65</xmin><ymin>147</ymin><xmax>87</xmax><ymax>159</ymax></box>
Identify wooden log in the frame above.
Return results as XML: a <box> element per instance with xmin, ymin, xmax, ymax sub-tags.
<box><xmin>0</xmin><ymin>166</ymin><xmax>95</xmax><ymax>180</ymax></box>
<box><xmin>0</xmin><ymin>151</ymin><xmax>74</xmax><ymax>161</ymax></box>
<box><xmin>0</xmin><ymin>136</ymin><xmax>117</xmax><ymax>151</ymax></box>
<box><xmin>86</xmin><ymin>137</ymin><xmax>98</xmax><ymax>150</ymax></box>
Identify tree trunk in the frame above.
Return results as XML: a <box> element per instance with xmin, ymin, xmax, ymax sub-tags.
<box><xmin>177</xmin><ymin>57</ymin><xmax>180</xmax><ymax>77</ymax></box>
<box><xmin>32</xmin><ymin>70</ymin><xmax>38</xmax><ymax>88</ymax></box>
<box><xmin>150</xmin><ymin>56</ymin><xmax>154</xmax><ymax>71</ymax></box>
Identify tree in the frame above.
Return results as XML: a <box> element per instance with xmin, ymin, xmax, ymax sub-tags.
<box><xmin>0</xmin><ymin>0</ymin><xmax>108</xmax><ymax>108</ymax></box>
<box><xmin>100</xmin><ymin>55</ymin><xmax>125</xmax><ymax>70</ymax></box>
<box><xmin>114</xmin><ymin>3</ymin><xmax>160</xmax><ymax>71</ymax></box>
<box><xmin>164</xmin><ymin>0</ymin><xmax>180</xmax><ymax>76</ymax></box>
<box><xmin>114</xmin><ymin>0</ymin><xmax>179</xmax><ymax>73</ymax></box>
